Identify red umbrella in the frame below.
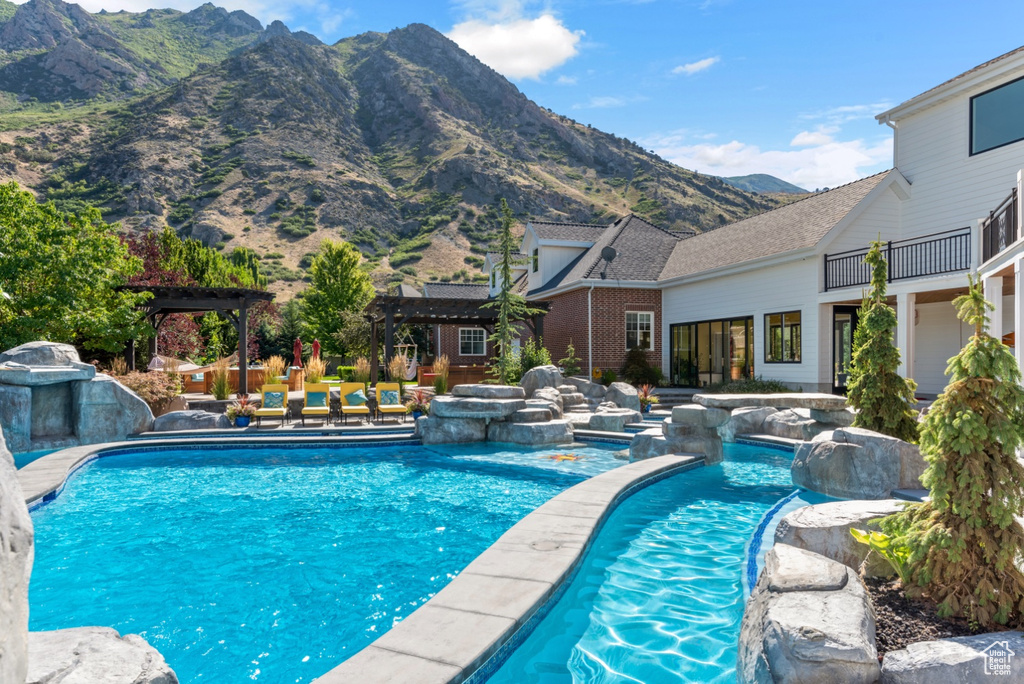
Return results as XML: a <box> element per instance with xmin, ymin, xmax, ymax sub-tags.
<box><xmin>293</xmin><ymin>337</ymin><xmax>303</xmax><ymax>368</ymax></box>
<box><xmin>312</xmin><ymin>339</ymin><xmax>321</xmax><ymax>359</ymax></box>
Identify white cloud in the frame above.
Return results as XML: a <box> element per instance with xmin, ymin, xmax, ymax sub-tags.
<box><xmin>801</xmin><ymin>102</ymin><xmax>893</xmax><ymax>126</ymax></box>
<box><xmin>556</xmin><ymin>75</ymin><xmax>577</xmax><ymax>85</ymax></box>
<box><xmin>790</xmin><ymin>126</ymin><xmax>838</xmax><ymax>147</ymax></box>
<box><xmin>573</xmin><ymin>95</ymin><xmax>626</xmax><ymax>109</ymax></box>
<box><xmin>645</xmin><ymin>129</ymin><xmax>892</xmax><ymax>190</ymax></box>
<box><xmin>672</xmin><ymin>56</ymin><xmax>719</xmax><ymax>76</ymax></box>
<box><xmin>447</xmin><ymin>13</ymin><xmax>583</xmax><ymax>80</ymax></box>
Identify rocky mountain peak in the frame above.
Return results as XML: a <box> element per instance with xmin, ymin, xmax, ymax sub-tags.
<box><xmin>183</xmin><ymin>3</ymin><xmax>261</xmax><ymax>37</ymax></box>
<box><xmin>260</xmin><ymin>19</ymin><xmax>323</xmax><ymax>47</ymax></box>
<box><xmin>0</xmin><ymin>0</ymin><xmax>99</xmax><ymax>50</ymax></box>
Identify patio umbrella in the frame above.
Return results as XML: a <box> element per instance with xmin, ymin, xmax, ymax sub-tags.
<box><xmin>293</xmin><ymin>337</ymin><xmax>303</xmax><ymax>368</ymax></box>
<box><xmin>312</xmin><ymin>339</ymin><xmax>321</xmax><ymax>359</ymax></box>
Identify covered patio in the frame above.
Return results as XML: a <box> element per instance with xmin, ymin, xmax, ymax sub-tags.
<box><xmin>364</xmin><ymin>294</ymin><xmax>549</xmax><ymax>383</ymax></box>
<box><xmin>120</xmin><ymin>285</ymin><xmax>275</xmax><ymax>395</ymax></box>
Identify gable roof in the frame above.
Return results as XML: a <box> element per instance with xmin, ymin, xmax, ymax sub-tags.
<box><xmin>421</xmin><ymin>282</ymin><xmax>489</xmax><ymax>300</ymax></box>
<box><xmin>529</xmin><ymin>220</ymin><xmax>607</xmax><ymax>242</ymax></box>
<box><xmin>531</xmin><ymin>214</ymin><xmax>685</xmax><ymax>294</ymax></box>
<box><xmin>659</xmin><ymin>171</ymin><xmax>890</xmax><ymax>281</ymax></box>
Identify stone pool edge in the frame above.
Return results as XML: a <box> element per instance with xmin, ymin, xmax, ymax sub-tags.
<box><xmin>314</xmin><ymin>453</ymin><xmax>704</xmax><ymax>684</ymax></box>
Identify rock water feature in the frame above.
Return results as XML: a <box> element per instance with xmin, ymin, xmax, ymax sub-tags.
<box><xmin>0</xmin><ymin>341</ymin><xmax>153</xmax><ymax>454</ymax></box>
<box><xmin>629</xmin><ymin>405</ymin><xmax>728</xmax><ymax>463</ymax></box>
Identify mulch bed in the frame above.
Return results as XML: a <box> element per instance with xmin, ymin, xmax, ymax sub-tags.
<box><xmin>864</xmin><ymin>576</ymin><xmax>978</xmax><ymax>655</ymax></box>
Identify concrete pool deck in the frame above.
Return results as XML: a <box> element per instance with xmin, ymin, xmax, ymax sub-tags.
<box><xmin>314</xmin><ymin>453</ymin><xmax>703</xmax><ymax>684</ymax></box>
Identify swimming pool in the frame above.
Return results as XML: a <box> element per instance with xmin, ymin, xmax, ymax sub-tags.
<box><xmin>28</xmin><ymin>442</ymin><xmax>621</xmax><ymax>683</ymax></box>
<box><xmin>486</xmin><ymin>442</ymin><xmax>815</xmax><ymax>683</ymax></box>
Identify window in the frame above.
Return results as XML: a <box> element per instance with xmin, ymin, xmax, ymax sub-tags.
<box><xmin>490</xmin><ymin>271</ymin><xmax>496</xmax><ymax>288</ymax></box>
<box><xmin>626</xmin><ymin>311</ymin><xmax>654</xmax><ymax>350</ymax></box>
<box><xmin>459</xmin><ymin>328</ymin><xmax>486</xmax><ymax>356</ymax></box>
<box><xmin>532</xmin><ymin>248</ymin><xmax>539</xmax><ymax>273</ymax></box>
<box><xmin>765</xmin><ymin>311</ymin><xmax>802</xmax><ymax>363</ymax></box>
<box><xmin>670</xmin><ymin>317</ymin><xmax>753</xmax><ymax>387</ymax></box>
<box><xmin>971</xmin><ymin>75</ymin><xmax>1024</xmax><ymax>155</ymax></box>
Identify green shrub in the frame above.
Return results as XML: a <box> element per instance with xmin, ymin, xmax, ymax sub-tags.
<box><xmin>620</xmin><ymin>346</ymin><xmax>663</xmax><ymax>385</ymax></box>
<box><xmin>558</xmin><ymin>340</ymin><xmax>582</xmax><ymax>377</ymax></box>
<box><xmin>390</xmin><ymin>252</ymin><xmax>423</xmax><ymax>267</ymax></box>
<box><xmin>520</xmin><ymin>337</ymin><xmax>551</xmax><ymax>376</ymax></box>
<box><xmin>702</xmin><ymin>376</ymin><xmax>791</xmax><ymax>394</ymax></box>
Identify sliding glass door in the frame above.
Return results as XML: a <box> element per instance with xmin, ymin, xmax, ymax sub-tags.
<box><xmin>670</xmin><ymin>317</ymin><xmax>753</xmax><ymax>387</ymax></box>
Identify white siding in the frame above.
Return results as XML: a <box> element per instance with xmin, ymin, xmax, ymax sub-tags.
<box><xmin>661</xmin><ymin>259</ymin><xmax>826</xmax><ymax>390</ymax></box>
<box><xmin>819</xmin><ymin>185</ymin><xmax>903</xmax><ymax>257</ymax></box>
<box><xmin>535</xmin><ymin>245</ymin><xmax>587</xmax><ymax>290</ymax></box>
<box><xmin>913</xmin><ymin>301</ymin><xmax>971</xmax><ymax>396</ymax></box>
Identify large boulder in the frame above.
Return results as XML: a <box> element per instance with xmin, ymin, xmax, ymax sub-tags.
<box><xmin>810</xmin><ymin>408</ymin><xmax>856</xmax><ymax>427</ymax></box>
<box><xmin>451</xmin><ymin>384</ymin><xmax>526</xmax><ymax>399</ymax></box>
<box><xmin>719</xmin><ymin>406</ymin><xmax>778</xmax><ymax>442</ymax></box>
<box><xmin>792</xmin><ymin>427</ymin><xmax>926</xmax><ymax>499</ymax></box>
<box><xmin>763</xmin><ymin>409</ymin><xmax>828</xmax><ymax>441</ymax></box>
<box><xmin>511</xmin><ymin>407</ymin><xmax>553</xmax><ymax>423</ymax></box>
<box><xmin>74</xmin><ymin>375</ymin><xmax>155</xmax><ymax>444</ymax></box>
<box><xmin>153</xmin><ymin>410</ymin><xmax>231</xmax><ymax>432</ymax></box>
<box><xmin>739</xmin><ymin>544</ymin><xmax>880</xmax><ymax>684</ymax></box>
<box><xmin>27</xmin><ymin>627</ymin><xmax>178</xmax><ymax>684</ymax></box>
<box><xmin>415</xmin><ymin>416</ymin><xmax>487</xmax><ymax>444</ymax></box>
<box><xmin>695</xmin><ymin>393</ymin><xmax>848</xmax><ymax>410</ymax></box>
<box><xmin>429</xmin><ymin>396</ymin><xmax>526</xmax><ymax>420</ymax></box>
<box><xmin>775</xmin><ymin>500</ymin><xmax>906</xmax><ymax>576</ymax></box>
<box><xmin>0</xmin><ymin>426</ymin><xmax>33</xmax><ymax>684</ymax></box>
<box><xmin>486</xmin><ymin>420</ymin><xmax>573</xmax><ymax>446</ymax></box>
<box><xmin>880</xmin><ymin>631</ymin><xmax>1024</xmax><ymax>683</ymax></box>
<box><xmin>563</xmin><ymin>377</ymin><xmax>607</xmax><ymax>401</ymax></box>
<box><xmin>0</xmin><ymin>341</ymin><xmax>84</xmax><ymax>368</ymax></box>
<box><xmin>589</xmin><ymin>408</ymin><xmax>641</xmax><ymax>432</ymax></box>
<box><xmin>629</xmin><ymin>427</ymin><xmax>685</xmax><ymax>461</ymax></box>
<box><xmin>519</xmin><ymin>365</ymin><xmax>563</xmax><ymax>396</ymax></box>
<box><xmin>531</xmin><ymin>387</ymin><xmax>564</xmax><ymax>419</ymax></box>
<box><xmin>0</xmin><ymin>385</ymin><xmax>32</xmax><ymax>453</ymax></box>
<box><xmin>669</xmin><ymin>405</ymin><xmax>730</xmax><ymax>430</ymax></box>
<box><xmin>605</xmin><ymin>382</ymin><xmax>641</xmax><ymax>412</ymax></box>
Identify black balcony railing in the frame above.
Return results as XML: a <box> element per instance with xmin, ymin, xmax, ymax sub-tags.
<box><xmin>981</xmin><ymin>187</ymin><xmax>1019</xmax><ymax>263</ymax></box>
<box><xmin>823</xmin><ymin>227</ymin><xmax>972</xmax><ymax>292</ymax></box>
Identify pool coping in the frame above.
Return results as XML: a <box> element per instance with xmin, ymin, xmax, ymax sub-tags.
<box><xmin>313</xmin><ymin>453</ymin><xmax>704</xmax><ymax>684</ymax></box>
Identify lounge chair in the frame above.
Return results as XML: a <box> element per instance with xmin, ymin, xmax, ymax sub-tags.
<box><xmin>301</xmin><ymin>383</ymin><xmax>331</xmax><ymax>426</ymax></box>
<box><xmin>375</xmin><ymin>382</ymin><xmax>407</xmax><ymax>423</ymax></box>
<box><xmin>255</xmin><ymin>384</ymin><xmax>288</xmax><ymax>427</ymax></box>
<box><xmin>338</xmin><ymin>382</ymin><xmax>371</xmax><ymax>424</ymax></box>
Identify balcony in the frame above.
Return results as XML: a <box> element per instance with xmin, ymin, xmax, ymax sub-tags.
<box><xmin>981</xmin><ymin>187</ymin><xmax>1019</xmax><ymax>263</ymax></box>
<box><xmin>823</xmin><ymin>227</ymin><xmax>972</xmax><ymax>292</ymax></box>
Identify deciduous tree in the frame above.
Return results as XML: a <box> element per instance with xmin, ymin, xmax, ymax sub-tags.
<box><xmin>303</xmin><ymin>240</ymin><xmax>374</xmax><ymax>356</ymax></box>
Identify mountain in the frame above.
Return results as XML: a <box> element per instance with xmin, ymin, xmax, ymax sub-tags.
<box><xmin>0</xmin><ymin>4</ymin><xmax>787</xmax><ymax>295</ymax></box>
<box><xmin>721</xmin><ymin>174</ymin><xmax>808</xmax><ymax>195</ymax></box>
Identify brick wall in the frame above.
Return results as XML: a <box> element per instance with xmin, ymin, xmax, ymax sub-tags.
<box><xmin>436</xmin><ymin>324</ymin><xmax>495</xmax><ymax>367</ymax></box>
<box><xmin>540</xmin><ymin>287</ymin><xmax>662</xmax><ymax>376</ymax></box>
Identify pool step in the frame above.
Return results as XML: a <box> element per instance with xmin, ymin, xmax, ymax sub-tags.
<box><xmin>735</xmin><ymin>433</ymin><xmax>801</xmax><ymax>451</ymax></box>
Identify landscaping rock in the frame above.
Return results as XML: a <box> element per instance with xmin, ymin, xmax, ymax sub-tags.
<box><xmin>415</xmin><ymin>416</ymin><xmax>487</xmax><ymax>444</ymax></box>
<box><xmin>563</xmin><ymin>377</ymin><xmax>607</xmax><ymax>400</ymax></box>
<box><xmin>0</xmin><ymin>340</ymin><xmax>85</xmax><ymax>368</ymax></box>
<box><xmin>792</xmin><ymin>428</ymin><xmax>925</xmax><ymax>499</ymax></box>
<box><xmin>0</xmin><ymin>425</ymin><xmax>32</xmax><ymax>684</ymax></box>
<box><xmin>27</xmin><ymin>627</ymin><xmax>178</xmax><ymax>684</ymax></box>
<box><xmin>810</xmin><ymin>408</ymin><xmax>856</xmax><ymax>427</ymax></box>
<box><xmin>881</xmin><ymin>631</ymin><xmax>1024</xmax><ymax>683</ymax></box>
<box><xmin>695</xmin><ymin>393</ymin><xmax>848</xmax><ymax>410</ymax></box>
<box><xmin>763</xmin><ymin>409</ymin><xmax>828</xmax><ymax>441</ymax></box>
<box><xmin>487</xmin><ymin>420</ymin><xmax>573</xmax><ymax>446</ymax></box>
<box><xmin>671</xmin><ymin>405</ymin><xmax>730</xmax><ymax>429</ymax></box>
<box><xmin>0</xmin><ymin>385</ymin><xmax>32</xmax><ymax>454</ymax></box>
<box><xmin>451</xmin><ymin>384</ymin><xmax>526</xmax><ymax>399</ymax></box>
<box><xmin>74</xmin><ymin>375</ymin><xmax>154</xmax><ymax>444</ymax></box>
<box><xmin>531</xmin><ymin>387</ymin><xmax>564</xmax><ymax>419</ymax></box>
<box><xmin>719</xmin><ymin>406</ymin><xmax>778</xmax><ymax>442</ymax></box>
<box><xmin>511</xmin><ymin>408</ymin><xmax>552</xmax><ymax>423</ymax></box>
<box><xmin>739</xmin><ymin>544</ymin><xmax>880</xmax><ymax>684</ymax></box>
<box><xmin>588</xmin><ymin>409</ymin><xmax>641</xmax><ymax>433</ymax></box>
<box><xmin>606</xmin><ymin>382</ymin><xmax>641</xmax><ymax>412</ymax></box>
<box><xmin>775</xmin><ymin>499</ymin><xmax>906</xmax><ymax>577</ymax></box>
<box><xmin>153</xmin><ymin>410</ymin><xmax>232</xmax><ymax>432</ymax></box>
<box><xmin>563</xmin><ymin>412</ymin><xmax>594</xmax><ymax>429</ymax></box>
<box><xmin>519</xmin><ymin>365</ymin><xmax>563</xmax><ymax>396</ymax></box>
<box><xmin>429</xmin><ymin>396</ymin><xmax>526</xmax><ymax>420</ymax></box>
<box><xmin>629</xmin><ymin>428</ymin><xmax>683</xmax><ymax>461</ymax></box>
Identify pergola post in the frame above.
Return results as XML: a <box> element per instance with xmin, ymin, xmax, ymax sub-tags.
<box><xmin>126</xmin><ymin>339</ymin><xmax>136</xmax><ymax>371</ymax></box>
<box><xmin>534</xmin><ymin>314</ymin><xmax>544</xmax><ymax>341</ymax></box>
<box><xmin>147</xmin><ymin>314</ymin><xmax>159</xmax><ymax>362</ymax></box>
<box><xmin>237</xmin><ymin>298</ymin><xmax>249</xmax><ymax>396</ymax></box>
<box><xmin>370</xmin><ymin>318</ymin><xmax>379</xmax><ymax>386</ymax></box>
<box><xmin>384</xmin><ymin>303</ymin><xmax>395</xmax><ymax>380</ymax></box>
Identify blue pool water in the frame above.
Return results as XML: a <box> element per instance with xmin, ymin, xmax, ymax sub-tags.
<box><xmin>488</xmin><ymin>443</ymin><xmax>806</xmax><ymax>683</ymax></box>
<box><xmin>28</xmin><ymin>442</ymin><xmax>620</xmax><ymax>683</ymax></box>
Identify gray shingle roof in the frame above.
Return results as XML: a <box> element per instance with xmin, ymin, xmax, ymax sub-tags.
<box><xmin>529</xmin><ymin>220</ymin><xmax>607</xmax><ymax>242</ymax></box>
<box><xmin>531</xmin><ymin>215</ymin><xmax>684</xmax><ymax>293</ymax></box>
<box><xmin>393</xmin><ymin>284</ymin><xmax>423</xmax><ymax>298</ymax></box>
<box><xmin>421</xmin><ymin>282</ymin><xmax>490</xmax><ymax>299</ymax></box>
<box><xmin>659</xmin><ymin>171</ymin><xmax>890</xmax><ymax>281</ymax></box>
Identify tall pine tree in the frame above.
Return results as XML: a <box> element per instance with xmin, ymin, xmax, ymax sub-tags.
<box><xmin>884</xmin><ymin>277</ymin><xmax>1024</xmax><ymax>628</ymax></box>
<box><xmin>846</xmin><ymin>240</ymin><xmax>919</xmax><ymax>442</ymax></box>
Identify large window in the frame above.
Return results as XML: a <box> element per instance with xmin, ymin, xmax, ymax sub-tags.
<box><xmin>626</xmin><ymin>311</ymin><xmax>654</xmax><ymax>350</ymax></box>
<box><xmin>669</xmin><ymin>317</ymin><xmax>753</xmax><ymax>387</ymax></box>
<box><xmin>765</xmin><ymin>311</ymin><xmax>802</xmax><ymax>363</ymax></box>
<box><xmin>971</xmin><ymin>75</ymin><xmax>1024</xmax><ymax>155</ymax></box>
<box><xmin>459</xmin><ymin>328</ymin><xmax>486</xmax><ymax>356</ymax></box>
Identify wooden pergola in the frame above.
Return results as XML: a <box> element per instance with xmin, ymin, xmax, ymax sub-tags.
<box><xmin>364</xmin><ymin>294</ymin><xmax>549</xmax><ymax>383</ymax></box>
<box><xmin>121</xmin><ymin>285</ymin><xmax>275</xmax><ymax>395</ymax></box>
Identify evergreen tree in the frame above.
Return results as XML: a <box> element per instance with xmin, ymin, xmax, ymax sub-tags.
<box><xmin>883</xmin><ymin>277</ymin><xmax>1024</xmax><ymax>628</ymax></box>
<box><xmin>558</xmin><ymin>339</ymin><xmax>582</xmax><ymax>377</ymax></box>
<box><xmin>484</xmin><ymin>199</ymin><xmax>542</xmax><ymax>385</ymax></box>
<box><xmin>846</xmin><ymin>240</ymin><xmax>919</xmax><ymax>442</ymax></box>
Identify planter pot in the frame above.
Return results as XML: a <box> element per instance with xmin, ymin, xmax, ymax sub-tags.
<box><xmin>235</xmin><ymin>416</ymin><xmax>251</xmax><ymax>427</ymax></box>
<box><xmin>642</xmin><ymin>404</ymin><xmax>651</xmax><ymax>414</ymax></box>
<box><xmin>412</xmin><ymin>410</ymin><xmax>423</xmax><ymax>419</ymax></box>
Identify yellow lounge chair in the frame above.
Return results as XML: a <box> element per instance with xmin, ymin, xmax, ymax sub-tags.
<box><xmin>375</xmin><ymin>382</ymin><xmax>407</xmax><ymax>423</ymax></box>
<box><xmin>255</xmin><ymin>384</ymin><xmax>288</xmax><ymax>427</ymax></box>
<box><xmin>338</xmin><ymin>382</ymin><xmax>371</xmax><ymax>425</ymax></box>
<box><xmin>301</xmin><ymin>383</ymin><xmax>331</xmax><ymax>426</ymax></box>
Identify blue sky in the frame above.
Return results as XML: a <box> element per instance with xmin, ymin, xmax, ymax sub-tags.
<box><xmin>24</xmin><ymin>0</ymin><xmax>1024</xmax><ymax>189</ymax></box>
